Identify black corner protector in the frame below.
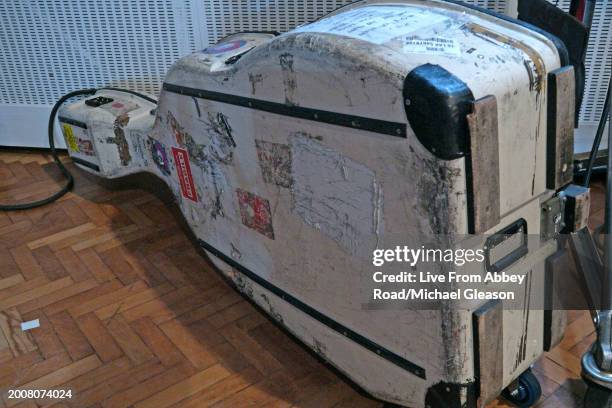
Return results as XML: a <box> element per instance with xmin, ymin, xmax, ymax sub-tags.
<box><xmin>425</xmin><ymin>381</ymin><xmax>478</xmax><ymax>408</ymax></box>
<box><xmin>403</xmin><ymin>64</ymin><xmax>474</xmax><ymax>160</ymax></box>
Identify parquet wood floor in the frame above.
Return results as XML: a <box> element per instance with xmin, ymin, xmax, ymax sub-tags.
<box><xmin>0</xmin><ymin>149</ymin><xmax>602</xmax><ymax>407</ymax></box>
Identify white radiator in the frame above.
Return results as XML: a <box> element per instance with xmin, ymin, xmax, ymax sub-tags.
<box><xmin>0</xmin><ymin>0</ymin><xmax>608</xmax><ymax>151</ymax></box>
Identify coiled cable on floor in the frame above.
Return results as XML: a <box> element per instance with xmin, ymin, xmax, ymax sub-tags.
<box><xmin>0</xmin><ymin>87</ymin><xmax>157</xmax><ymax>211</ymax></box>
<box><xmin>0</xmin><ymin>89</ymin><xmax>97</xmax><ymax>211</ymax></box>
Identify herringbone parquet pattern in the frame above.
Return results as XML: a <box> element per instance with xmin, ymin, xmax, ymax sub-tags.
<box><xmin>0</xmin><ymin>149</ymin><xmax>603</xmax><ymax>407</ymax></box>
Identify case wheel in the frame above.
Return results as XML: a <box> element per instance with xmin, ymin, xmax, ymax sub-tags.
<box><xmin>502</xmin><ymin>369</ymin><xmax>542</xmax><ymax>408</ymax></box>
<box><xmin>584</xmin><ymin>381</ymin><xmax>612</xmax><ymax>408</ymax></box>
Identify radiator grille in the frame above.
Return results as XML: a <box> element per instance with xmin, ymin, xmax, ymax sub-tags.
<box><xmin>540</xmin><ymin>0</ymin><xmax>611</xmax><ymax>125</ymax></box>
<box><xmin>0</xmin><ymin>0</ymin><xmax>199</xmax><ymax>105</ymax></box>
<box><xmin>202</xmin><ymin>0</ymin><xmax>354</xmax><ymax>43</ymax></box>
<box><xmin>0</xmin><ymin>0</ymin><xmax>609</xmax><ymax>128</ymax></box>
<box><xmin>467</xmin><ymin>0</ymin><xmax>508</xmax><ymax>13</ymax></box>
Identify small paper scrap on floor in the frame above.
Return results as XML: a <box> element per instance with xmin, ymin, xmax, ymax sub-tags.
<box><xmin>21</xmin><ymin>319</ymin><xmax>40</xmax><ymax>331</ymax></box>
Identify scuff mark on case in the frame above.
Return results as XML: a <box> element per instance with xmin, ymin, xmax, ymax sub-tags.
<box><xmin>290</xmin><ymin>133</ymin><xmax>380</xmax><ymax>255</ymax></box>
<box><xmin>414</xmin><ymin>151</ymin><xmax>461</xmax><ymax>236</ymax></box>
<box><xmin>373</xmin><ymin>178</ymin><xmax>384</xmax><ymax>246</ymax></box>
<box><xmin>230</xmin><ymin>242</ymin><xmax>242</xmax><ymax>259</ymax></box>
<box><xmin>260</xmin><ymin>293</ymin><xmax>284</xmax><ymax>323</ymax></box>
<box><xmin>248</xmin><ymin>73</ymin><xmax>264</xmax><ymax>95</ymax></box>
<box><xmin>465</xmin><ymin>23</ymin><xmax>545</xmax><ymax>95</ymax></box>
<box><xmin>234</xmin><ymin>274</ymin><xmax>254</xmax><ymax>299</ymax></box>
<box><xmin>255</xmin><ymin>139</ymin><xmax>293</xmax><ymax>188</ymax></box>
<box><xmin>279</xmin><ymin>53</ymin><xmax>298</xmax><ymax>106</ymax></box>
<box><xmin>191</xmin><ymin>96</ymin><xmax>201</xmax><ymax>117</ymax></box>
<box><xmin>514</xmin><ymin>269</ymin><xmax>532</xmax><ymax>371</ymax></box>
<box><xmin>168</xmin><ymin>111</ymin><xmax>208</xmax><ymax>167</ymax></box>
<box><xmin>203</xmin><ymin>165</ymin><xmax>227</xmax><ymax>219</ymax></box>
<box><xmin>313</xmin><ymin>338</ymin><xmax>327</xmax><ymax>358</ymax></box>
<box><xmin>130</xmin><ymin>131</ymin><xmax>149</xmax><ymax>167</ymax></box>
<box><xmin>203</xmin><ymin>112</ymin><xmax>236</xmax><ymax>164</ymax></box>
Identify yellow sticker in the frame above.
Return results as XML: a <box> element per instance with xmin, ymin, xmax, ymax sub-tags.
<box><xmin>62</xmin><ymin>123</ymin><xmax>79</xmax><ymax>152</ymax></box>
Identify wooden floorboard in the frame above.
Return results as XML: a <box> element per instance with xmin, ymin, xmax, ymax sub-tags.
<box><xmin>0</xmin><ymin>149</ymin><xmax>601</xmax><ymax>407</ymax></box>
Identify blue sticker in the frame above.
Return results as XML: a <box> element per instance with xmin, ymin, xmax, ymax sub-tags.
<box><xmin>149</xmin><ymin>136</ymin><xmax>170</xmax><ymax>176</ymax></box>
<box><xmin>204</xmin><ymin>40</ymin><xmax>247</xmax><ymax>55</ymax></box>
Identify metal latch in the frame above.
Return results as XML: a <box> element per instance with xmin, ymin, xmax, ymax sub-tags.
<box><xmin>541</xmin><ymin>195</ymin><xmax>565</xmax><ymax>240</ymax></box>
<box><xmin>541</xmin><ymin>184</ymin><xmax>590</xmax><ymax>240</ymax></box>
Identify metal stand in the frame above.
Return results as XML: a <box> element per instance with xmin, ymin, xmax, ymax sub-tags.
<box><xmin>578</xmin><ymin>73</ymin><xmax>612</xmax><ymax>406</ymax></box>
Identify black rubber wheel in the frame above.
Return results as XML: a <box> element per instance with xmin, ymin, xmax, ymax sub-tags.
<box><xmin>502</xmin><ymin>369</ymin><xmax>542</xmax><ymax>408</ymax></box>
<box><xmin>584</xmin><ymin>382</ymin><xmax>612</xmax><ymax>408</ymax></box>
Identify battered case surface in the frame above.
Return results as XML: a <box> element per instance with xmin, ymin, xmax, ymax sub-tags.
<box><xmin>58</xmin><ymin>1</ymin><xmax>577</xmax><ymax>406</ymax></box>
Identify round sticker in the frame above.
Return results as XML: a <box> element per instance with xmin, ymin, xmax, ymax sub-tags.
<box><xmin>204</xmin><ymin>40</ymin><xmax>247</xmax><ymax>54</ymax></box>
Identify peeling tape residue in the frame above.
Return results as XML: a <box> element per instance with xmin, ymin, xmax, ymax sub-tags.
<box><xmin>290</xmin><ymin>133</ymin><xmax>381</xmax><ymax>255</ymax></box>
<box><xmin>108</xmin><ymin>113</ymin><xmax>132</xmax><ymax>166</ymax></box>
<box><xmin>255</xmin><ymin>139</ymin><xmax>293</xmax><ymax>188</ymax></box>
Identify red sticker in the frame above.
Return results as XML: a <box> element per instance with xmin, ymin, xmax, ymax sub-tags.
<box><xmin>172</xmin><ymin>147</ymin><xmax>198</xmax><ymax>202</ymax></box>
<box><xmin>236</xmin><ymin>189</ymin><xmax>274</xmax><ymax>239</ymax></box>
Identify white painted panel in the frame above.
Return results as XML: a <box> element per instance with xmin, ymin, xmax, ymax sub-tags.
<box><xmin>0</xmin><ymin>105</ymin><xmax>65</xmax><ymax>148</ymax></box>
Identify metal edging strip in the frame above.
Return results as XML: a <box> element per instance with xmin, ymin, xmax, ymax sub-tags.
<box><xmin>58</xmin><ymin>116</ymin><xmax>88</xmax><ymax>129</ymax></box>
<box><xmin>197</xmin><ymin>238</ymin><xmax>427</xmax><ymax>379</ymax></box>
<box><xmin>71</xmin><ymin>157</ymin><xmax>100</xmax><ymax>171</ymax></box>
<box><xmin>163</xmin><ymin>83</ymin><xmax>407</xmax><ymax>138</ymax></box>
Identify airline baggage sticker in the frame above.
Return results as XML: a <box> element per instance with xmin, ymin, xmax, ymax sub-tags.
<box><xmin>172</xmin><ymin>147</ymin><xmax>198</xmax><ymax>202</ymax></box>
<box><xmin>293</xmin><ymin>5</ymin><xmax>448</xmax><ymax>45</ymax></box>
<box><xmin>402</xmin><ymin>36</ymin><xmax>461</xmax><ymax>56</ymax></box>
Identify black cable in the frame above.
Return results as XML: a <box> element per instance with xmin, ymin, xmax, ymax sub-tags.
<box><xmin>0</xmin><ymin>87</ymin><xmax>157</xmax><ymax>211</ymax></box>
<box><xmin>583</xmin><ymin>76</ymin><xmax>612</xmax><ymax>187</ymax></box>
<box><xmin>0</xmin><ymin>89</ymin><xmax>97</xmax><ymax>211</ymax></box>
<box><xmin>101</xmin><ymin>87</ymin><xmax>157</xmax><ymax>105</ymax></box>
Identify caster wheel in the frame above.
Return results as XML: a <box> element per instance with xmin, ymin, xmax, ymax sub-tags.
<box><xmin>502</xmin><ymin>369</ymin><xmax>542</xmax><ymax>408</ymax></box>
<box><xmin>584</xmin><ymin>382</ymin><xmax>612</xmax><ymax>408</ymax></box>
